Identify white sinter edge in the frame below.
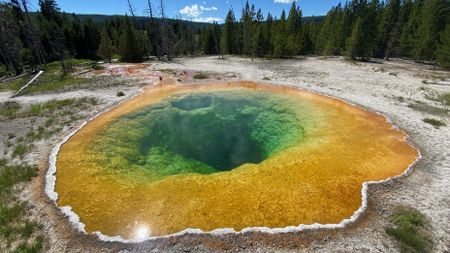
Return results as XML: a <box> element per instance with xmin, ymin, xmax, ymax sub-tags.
<box><xmin>45</xmin><ymin>82</ymin><xmax>422</xmax><ymax>243</ymax></box>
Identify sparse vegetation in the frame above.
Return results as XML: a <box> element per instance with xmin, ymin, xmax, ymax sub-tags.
<box><xmin>0</xmin><ymin>160</ymin><xmax>45</xmax><ymax>252</ymax></box>
<box><xmin>423</xmin><ymin>118</ymin><xmax>446</xmax><ymax>128</ymax></box>
<box><xmin>193</xmin><ymin>72</ymin><xmax>209</xmax><ymax>80</ymax></box>
<box><xmin>0</xmin><ymin>101</ymin><xmax>21</xmax><ymax>119</ymax></box>
<box><xmin>12</xmin><ymin>144</ymin><xmax>33</xmax><ymax>159</ymax></box>
<box><xmin>408</xmin><ymin>102</ymin><xmax>449</xmax><ymax>116</ymax></box>
<box><xmin>92</xmin><ymin>64</ymin><xmax>105</xmax><ymax>71</ymax></box>
<box><xmin>440</xmin><ymin>93</ymin><xmax>450</xmax><ymax>107</ymax></box>
<box><xmin>386</xmin><ymin>207</ymin><xmax>430</xmax><ymax>253</ymax></box>
<box><xmin>1</xmin><ymin>97</ymin><xmax>99</xmax><ymax>120</ymax></box>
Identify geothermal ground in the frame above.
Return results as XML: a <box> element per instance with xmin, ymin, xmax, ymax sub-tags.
<box><xmin>0</xmin><ymin>56</ymin><xmax>449</xmax><ymax>252</ymax></box>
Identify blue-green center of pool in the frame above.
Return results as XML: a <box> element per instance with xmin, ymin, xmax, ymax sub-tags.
<box><xmin>89</xmin><ymin>90</ymin><xmax>305</xmax><ymax>179</ymax></box>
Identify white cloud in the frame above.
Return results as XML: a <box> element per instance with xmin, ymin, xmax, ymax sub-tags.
<box><xmin>193</xmin><ymin>17</ymin><xmax>223</xmax><ymax>23</ymax></box>
<box><xmin>179</xmin><ymin>4</ymin><xmax>218</xmax><ymax>18</ymax></box>
<box><xmin>179</xmin><ymin>4</ymin><xmax>201</xmax><ymax>17</ymax></box>
<box><xmin>200</xmin><ymin>6</ymin><xmax>218</xmax><ymax>11</ymax></box>
<box><xmin>274</xmin><ymin>0</ymin><xmax>294</xmax><ymax>3</ymax></box>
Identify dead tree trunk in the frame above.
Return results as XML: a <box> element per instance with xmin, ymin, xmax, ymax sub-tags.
<box><xmin>21</xmin><ymin>0</ymin><xmax>46</xmax><ymax>69</ymax></box>
<box><xmin>126</xmin><ymin>0</ymin><xmax>137</xmax><ymax>25</ymax></box>
<box><xmin>159</xmin><ymin>0</ymin><xmax>171</xmax><ymax>61</ymax></box>
<box><xmin>147</xmin><ymin>0</ymin><xmax>163</xmax><ymax>60</ymax></box>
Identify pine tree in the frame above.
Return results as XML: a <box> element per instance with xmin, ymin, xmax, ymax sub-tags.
<box><xmin>241</xmin><ymin>1</ymin><xmax>256</xmax><ymax>57</ymax></box>
<box><xmin>38</xmin><ymin>0</ymin><xmax>59</xmax><ymax>22</ymax></box>
<box><xmin>318</xmin><ymin>5</ymin><xmax>344</xmax><ymax>55</ymax></box>
<box><xmin>264</xmin><ymin>13</ymin><xmax>274</xmax><ymax>56</ymax></box>
<box><xmin>0</xmin><ymin>3</ymin><xmax>23</xmax><ymax>75</ymax></box>
<box><xmin>375</xmin><ymin>0</ymin><xmax>400</xmax><ymax>58</ymax></box>
<box><xmin>273</xmin><ymin>9</ymin><xmax>288</xmax><ymax>58</ymax></box>
<box><xmin>286</xmin><ymin>2</ymin><xmax>302</xmax><ymax>55</ymax></box>
<box><xmin>346</xmin><ymin>0</ymin><xmax>378</xmax><ymax>60</ymax></box>
<box><xmin>398</xmin><ymin>0</ymin><xmax>420</xmax><ymax>58</ymax></box>
<box><xmin>414</xmin><ymin>0</ymin><xmax>449</xmax><ymax>61</ymax></box>
<box><xmin>221</xmin><ymin>9</ymin><xmax>236</xmax><ymax>55</ymax></box>
<box><xmin>436</xmin><ymin>24</ymin><xmax>450</xmax><ymax>69</ymax></box>
<box><xmin>80</xmin><ymin>18</ymin><xmax>100</xmax><ymax>59</ymax></box>
<box><xmin>97</xmin><ymin>29</ymin><xmax>113</xmax><ymax>62</ymax></box>
<box><xmin>118</xmin><ymin>16</ymin><xmax>142</xmax><ymax>62</ymax></box>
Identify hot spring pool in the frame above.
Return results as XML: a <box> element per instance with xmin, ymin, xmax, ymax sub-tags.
<box><xmin>49</xmin><ymin>81</ymin><xmax>419</xmax><ymax>240</ymax></box>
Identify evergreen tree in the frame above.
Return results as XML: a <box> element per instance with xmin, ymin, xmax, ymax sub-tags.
<box><xmin>0</xmin><ymin>3</ymin><xmax>23</xmax><ymax>74</ymax></box>
<box><xmin>273</xmin><ymin>9</ymin><xmax>288</xmax><ymax>58</ymax></box>
<box><xmin>241</xmin><ymin>1</ymin><xmax>256</xmax><ymax>57</ymax></box>
<box><xmin>318</xmin><ymin>5</ymin><xmax>345</xmax><ymax>55</ymax></box>
<box><xmin>221</xmin><ymin>9</ymin><xmax>236</xmax><ymax>55</ymax></box>
<box><xmin>38</xmin><ymin>0</ymin><xmax>60</xmax><ymax>22</ymax></box>
<box><xmin>286</xmin><ymin>2</ymin><xmax>302</xmax><ymax>55</ymax></box>
<box><xmin>398</xmin><ymin>0</ymin><xmax>421</xmax><ymax>58</ymax></box>
<box><xmin>375</xmin><ymin>0</ymin><xmax>400</xmax><ymax>58</ymax></box>
<box><xmin>118</xmin><ymin>16</ymin><xmax>142</xmax><ymax>62</ymax></box>
<box><xmin>264</xmin><ymin>13</ymin><xmax>274</xmax><ymax>56</ymax></box>
<box><xmin>80</xmin><ymin>18</ymin><xmax>100</xmax><ymax>59</ymax></box>
<box><xmin>436</xmin><ymin>24</ymin><xmax>450</xmax><ymax>69</ymax></box>
<box><xmin>346</xmin><ymin>0</ymin><xmax>379</xmax><ymax>60</ymax></box>
<box><xmin>414</xmin><ymin>0</ymin><xmax>449</xmax><ymax>61</ymax></box>
<box><xmin>97</xmin><ymin>29</ymin><xmax>113</xmax><ymax>62</ymax></box>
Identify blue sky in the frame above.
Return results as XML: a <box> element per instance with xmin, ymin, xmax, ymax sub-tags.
<box><xmin>27</xmin><ymin>0</ymin><xmax>342</xmax><ymax>23</ymax></box>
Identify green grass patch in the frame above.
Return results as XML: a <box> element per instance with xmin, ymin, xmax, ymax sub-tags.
<box><xmin>11</xmin><ymin>144</ymin><xmax>33</xmax><ymax>159</ymax></box>
<box><xmin>12</xmin><ymin>234</ymin><xmax>44</xmax><ymax>253</ymax></box>
<box><xmin>440</xmin><ymin>93</ymin><xmax>450</xmax><ymax>107</ymax></box>
<box><xmin>386</xmin><ymin>207</ymin><xmax>430</xmax><ymax>253</ymax></box>
<box><xmin>0</xmin><ymin>76</ymin><xmax>30</xmax><ymax>92</ymax></box>
<box><xmin>193</xmin><ymin>72</ymin><xmax>209</xmax><ymax>79</ymax></box>
<box><xmin>0</xmin><ymin>204</ymin><xmax>25</xmax><ymax>225</ymax></box>
<box><xmin>0</xmin><ymin>161</ymin><xmax>36</xmax><ymax>192</ymax></box>
<box><xmin>0</xmin><ymin>101</ymin><xmax>22</xmax><ymax>119</ymax></box>
<box><xmin>423</xmin><ymin>118</ymin><xmax>446</xmax><ymax>128</ymax></box>
<box><xmin>0</xmin><ymin>160</ymin><xmax>44</xmax><ymax>252</ymax></box>
<box><xmin>408</xmin><ymin>102</ymin><xmax>448</xmax><ymax>116</ymax></box>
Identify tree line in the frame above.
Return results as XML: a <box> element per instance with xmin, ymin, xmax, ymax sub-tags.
<box><xmin>1</xmin><ymin>0</ymin><xmax>449</xmax><ymax>77</ymax></box>
<box><xmin>211</xmin><ymin>0</ymin><xmax>449</xmax><ymax>67</ymax></box>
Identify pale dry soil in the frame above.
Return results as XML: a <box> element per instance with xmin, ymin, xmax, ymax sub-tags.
<box><xmin>0</xmin><ymin>57</ymin><xmax>449</xmax><ymax>252</ymax></box>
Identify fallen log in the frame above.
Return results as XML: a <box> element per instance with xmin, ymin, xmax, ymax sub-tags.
<box><xmin>12</xmin><ymin>70</ymin><xmax>44</xmax><ymax>98</ymax></box>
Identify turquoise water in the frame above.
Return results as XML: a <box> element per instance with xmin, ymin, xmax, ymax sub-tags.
<box><xmin>89</xmin><ymin>90</ymin><xmax>305</xmax><ymax>178</ymax></box>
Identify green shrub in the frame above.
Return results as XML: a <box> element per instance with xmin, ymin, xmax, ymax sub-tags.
<box><xmin>386</xmin><ymin>207</ymin><xmax>430</xmax><ymax>253</ymax></box>
<box><xmin>423</xmin><ymin>118</ymin><xmax>446</xmax><ymax>128</ymax></box>
<box><xmin>12</xmin><ymin>144</ymin><xmax>33</xmax><ymax>158</ymax></box>
<box><xmin>193</xmin><ymin>72</ymin><xmax>209</xmax><ymax>79</ymax></box>
<box><xmin>440</xmin><ymin>93</ymin><xmax>450</xmax><ymax>106</ymax></box>
<box><xmin>0</xmin><ymin>160</ymin><xmax>36</xmax><ymax>192</ymax></box>
<box><xmin>0</xmin><ymin>64</ymin><xmax>7</xmax><ymax>76</ymax></box>
<box><xmin>0</xmin><ymin>101</ymin><xmax>21</xmax><ymax>118</ymax></box>
<box><xmin>20</xmin><ymin>221</ymin><xmax>38</xmax><ymax>238</ymax></box>
<box><xmin>92</xmin><ymin>64</ymin><xmax>105</xmax><ymax>70</ymax></box>
<box><xmin>0</xmin><ymin>204</ymin><xmax>24</xmax><ymax>225</ymax></box>
<box><xmin>12</xmin><ymin>235</ymin><xmax>44</xmax><ymax>253</ymax></box>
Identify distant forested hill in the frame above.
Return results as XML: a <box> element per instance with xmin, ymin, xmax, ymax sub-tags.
<box><xmin>67</xmin><ymin>13</ymin><xmax>324</xmax><ymax>28</ymax></box>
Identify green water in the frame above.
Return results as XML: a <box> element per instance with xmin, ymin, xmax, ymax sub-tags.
<box><xmin>89</xmin><ymin>90</ymin><xmax>305</xmax><ymax>179</ymax></box>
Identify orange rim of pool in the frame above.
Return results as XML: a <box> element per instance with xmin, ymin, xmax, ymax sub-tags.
<box><xmin>50</xmin><ymin>81</ymin><xmax>419</xmax><ymax>240</ymax></box>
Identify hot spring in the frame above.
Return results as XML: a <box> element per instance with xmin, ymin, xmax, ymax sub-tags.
<box><xmin>51</xmin><ymin>82</ymin><xmax>419</xmax><ymax>240</ymax></box>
